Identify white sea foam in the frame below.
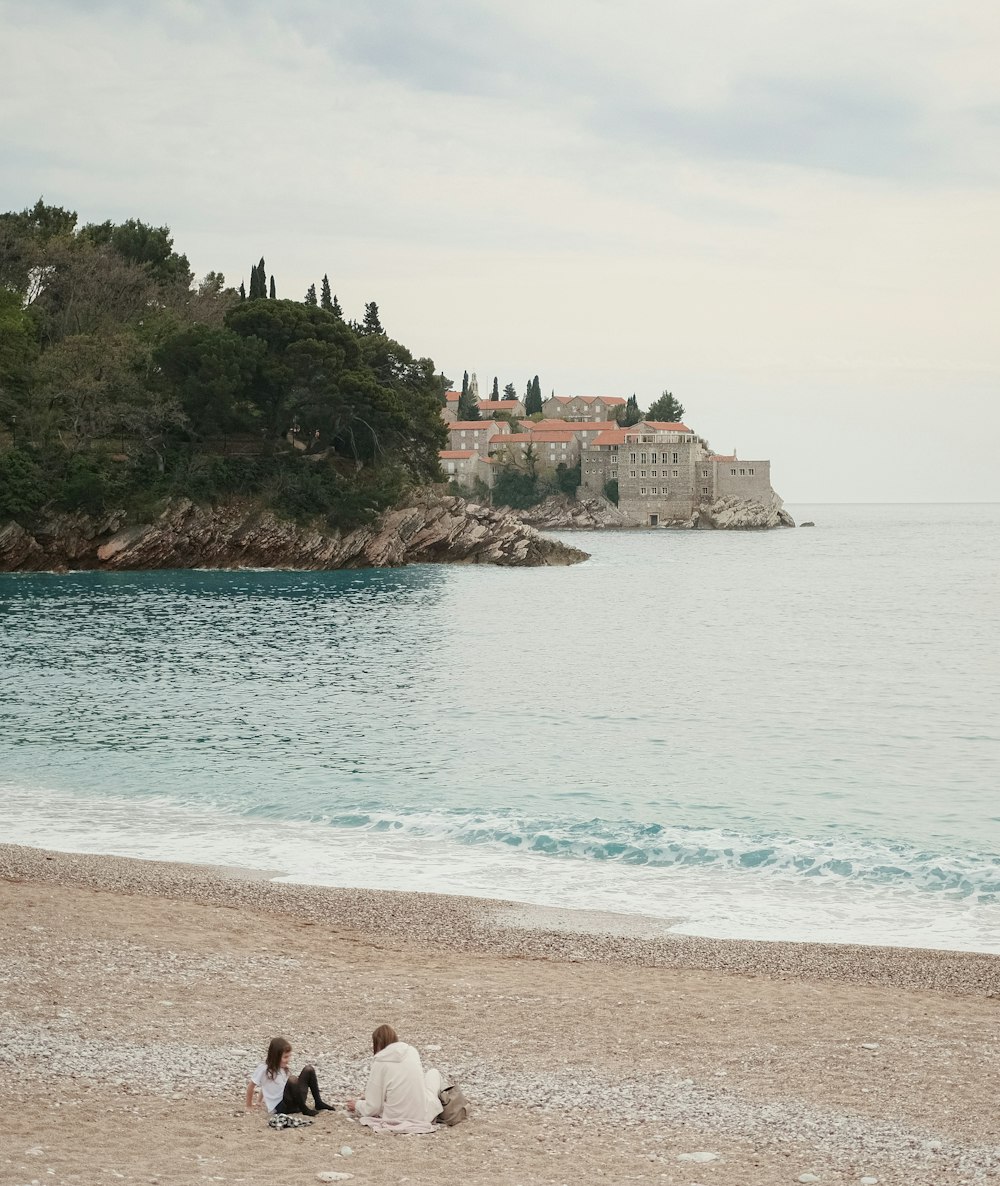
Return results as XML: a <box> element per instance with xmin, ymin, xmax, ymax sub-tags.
<box><xmin>4</xmin><ymin>783</ymin><xmax>999</xmax><ymax>953</ymax></box>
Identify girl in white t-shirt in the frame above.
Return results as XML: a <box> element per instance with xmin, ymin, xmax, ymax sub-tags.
<box><xmin>245</xmin><ymin>1036</ymin><xmax>336</xmax><ymax>1116</ymax></box>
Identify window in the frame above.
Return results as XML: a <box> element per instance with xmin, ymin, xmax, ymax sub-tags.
<box><xmin>672</xmin><ymin>469</ymin><xmax>679</xmax><ymax>477</ymax></box>
<box><xmin>672</xmin><ymin>452</ymin><xmax>679</xmax><ymax>463</ymax></box>
<box><xmin>740</xmin><ymin>468</ymin><xmax>746</xmax><ymax>475</ymax></box>
<box><xmin>640</xmin><ymin>487</ymin><xmax>647</xmax><ymax>495</ymax></box>
<box><xmin>731</xmin><ymin>468</ymin><xmax>737</xmax><ymax>476</ymax></box>
<box><xmin>561</xmin><ymin>442</ymin><xmax>567</xmax><ymax>450</ymax></box>
<box><xmin>447</xmin><ymin>462</ymin><xmax>455</xmax><ymax>473</ymax></box>
<box><xmin>651</xmin><ymin>453</ymin><xmax>658</xmax><ymax>463</ymax></box>
<box><xmin>629</xmin><ymin>469</ymin><xmax>637</xmax><ymax>477</ymax></box>
<box><xmin>702</xmin><ymin>486</ymin><xmax>709</xmax><ymax>494</ymax></box>
<box><xmin>702</xmin><ymin>469</ymin><xmax>709</xmax><ymax>477</ymax></box>
<box><xmin>640</xmin><ymin>453</ymin><xmax>647</xmax><ymax>463</ymax></box>
<box><xmin>612</xmin><ymin>444</ymin><xmax>619</xmax><ymax>451</ymax></box>
<box><xmin>640</xmin><ymin>469</ymin><xmax>647</xmax><ymax>477</ymax></box>
<box><xmin>630</xmin><ymin>452</ymin><xmax>637</xmax><ymax>463</ymax></box>
<box><xmin>748</xmin><ymin>467</ymin><xmax>755</xmax><ymax>475</ymax></box>
<box><xmin>651</xmin><ymin>487</ymin><xmax>659</xmax><ymax>495</ymax></box>
<box><xmin>650</xmin><ymin>470</ymin><xmax>657</xmax><ymax>478</ymax></box>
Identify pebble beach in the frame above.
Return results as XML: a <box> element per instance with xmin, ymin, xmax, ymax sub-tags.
<box><xmin>2</xmin><ymin>842</ymin><xmax>998</xmax><ymax>1186</ymax></box>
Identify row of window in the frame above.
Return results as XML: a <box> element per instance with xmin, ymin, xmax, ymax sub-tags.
<box><xmin>629</xmin><ymin>452</ymin><xmax>681</xmax><ymax>464</ymax></box>
<box><xmin>628</xmin><ymin>470</ymin><xmax>680</xmax><ymax>478</ymax></box>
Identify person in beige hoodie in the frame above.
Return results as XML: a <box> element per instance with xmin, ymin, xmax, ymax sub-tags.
<box><xmin>346</xmin><ymin>1024</ymin><xmax>444</xmax><ymax>1133</ymax></box>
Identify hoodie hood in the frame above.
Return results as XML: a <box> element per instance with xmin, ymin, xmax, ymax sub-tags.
<box><xmin>374</xmin><ymin>1041</ymin><xmax>415</xmax><ymax>1064</ymax></box>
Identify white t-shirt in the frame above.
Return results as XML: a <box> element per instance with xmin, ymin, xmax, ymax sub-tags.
<box><xmin>251</xmin><ymin>1062</ymin><xmax>288</xmax><ymax>1113</ymax></box>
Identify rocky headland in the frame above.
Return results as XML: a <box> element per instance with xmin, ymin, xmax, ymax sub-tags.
<box><xmin>0</xmin><ymin>491</ymin><xmax>589</xmax><ymax>572</ymax></box>
<box><xmin>511</xmin><ymin>492</ymin><xmax>795</xmax><ymax>530</ymax></box>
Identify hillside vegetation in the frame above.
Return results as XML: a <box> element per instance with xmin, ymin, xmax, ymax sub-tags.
<box><xmin>0</xmin><ymin>200</ymin><xmax>447</xmax><ymax>529</ymax></box>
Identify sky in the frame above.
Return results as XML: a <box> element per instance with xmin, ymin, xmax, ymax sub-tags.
<box><xmin>2</xmin><ymin>0</ymin><xmax>999</xmax><ymax>501</ymax></box>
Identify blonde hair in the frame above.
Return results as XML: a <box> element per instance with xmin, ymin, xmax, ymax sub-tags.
<box><xmin>372</xmin><ymin>1024</ymin><xmax>398</xmax><ymax>1054</ymax></box>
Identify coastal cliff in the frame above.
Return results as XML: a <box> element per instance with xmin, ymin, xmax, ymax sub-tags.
<box><xmin>0</xmin><ymin>492</ymin><xmax>589</xmax><ymax>572</ymax></box>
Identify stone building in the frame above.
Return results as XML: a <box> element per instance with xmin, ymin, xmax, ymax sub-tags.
<box><xmin>439</xmin><ymin>449</ymin><xmax>495</xmax><ymax>490</ymax></box>
<box><xmin>581</xmin><ymin>421</ymin><xmax>777</xmax><ymax>526</ymax></box>
<box><xmin>541</xmin><ymin>395</ymin><xmax>625</xmax><ymax>421</ymax></box>
<box><xmin>488</xmin><ymin>431</ymin><xmax>578</xmax><ymax>472</ymax></box>
<box><xmin>476</xmin><ymin>398</ymin><xmax>527</xmax><ymax>419</ymax></box>
<box><xmin>447</xmin><ymin>420</ymin><xmax>510</xmax><ymax>457</ymax></box>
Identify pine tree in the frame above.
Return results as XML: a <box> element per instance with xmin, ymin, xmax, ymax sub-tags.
<box><xmin>320</xmin><ymin>274</ymin><xmax>333</xmax><ymax>311</ymax></box>
<box><xmin>269</xmin><ymin>275</ymin><xmax>276</xmax><ymax>299</ymax></box>
<box><xmin>491</xmin><ymin>376</ymin><xmax>499</xmax><ymax>401</ymax></box>
<box><xmin>362</xmin><ymin>301</ymin><xmax>384</xmax><ymax>335</ymax></box>
<box><xmin>305</xmin><ymin>283</ymin><xmax>317</xmax><ymax>305</ymax></box>
<box><xmin>646</xmin><ymin>390</ymin><xmax>686</xmax><ymax>423</ymax></box>
<box><xmin>331</xmin><ymin>294</ymin><xmax>342</xmax><ymax>318</ymax></box>
<box><xmin>503</xmin><ymin>382</ymin><xmax>517</xmax><ymax>400</ymax></box>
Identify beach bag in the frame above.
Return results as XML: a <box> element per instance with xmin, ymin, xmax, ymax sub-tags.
<box><xmin>437</xmin><ymin>1084</ymin><xmax>470</xmax><ymax>1126</ymax></box>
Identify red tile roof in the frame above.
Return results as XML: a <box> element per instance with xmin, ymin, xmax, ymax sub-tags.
<box><xmin>490</xmin><ymin>432</ymin><xmax>576</xmax><ymax>445</ymax></box>
<box><xmin>709</xmin><ymin>453</ymin><xmax>736</xmax><ymax>461</ymax></box>
<box><xmin>445</xmin><ymin>390</ymin><xmax>461</xmax><ymax>401</ymax></box>
<box><xmin>644</xmin><ymin>421</ymin><xmax>693</xmax><ymax>433</ymax></box>
<box><xmin>589</xmin><ymin>428</ymin><xmax>629</xmax><ymax>446</ymax></box>
<box><xmin>449</xmin><ymin>421</ymin><xmax>501</xmax><ymax>432</ymax></box>
<box><xmin>439</xmin><ymin>449</ymin><xmax>477</xmax><ymax>459</ymax></box>
<box><xmin>476</xmin><ymin>399</ymin><xmax>523</xmax><ymax>411</ymax></box>
<box><xmin>526</xmin><ymin>420</ymin><xmax>614</xmax><ymax>432</ymax></box>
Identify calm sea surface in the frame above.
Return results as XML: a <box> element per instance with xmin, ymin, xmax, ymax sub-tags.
<box><xmin>1</xmin><ymin>504</ymin><xmax>998</xmax><ymax>951</ymax></box>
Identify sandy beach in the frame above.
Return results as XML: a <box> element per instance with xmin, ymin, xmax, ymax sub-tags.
<box><xmin>2</xmin><ymin>843</ymin><xmax>998</xmax><ymax>1186</ymax></box>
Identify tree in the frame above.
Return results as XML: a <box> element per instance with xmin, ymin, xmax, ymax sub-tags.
<box><xmin>80</xmin><ymin>218</ymin><xmax>192</xmax><ymax>290</ymax></box>
<box><xmin>361</xmin><ymin>301</ymin><xmax>384</xmax><ymax>335</ymax></box>
<box><xmin>248</xmin><ymin>258</ymin><xmax>267</xmax><ymax>300</ymax></box>
<box><xmin>331</xmin><ymin>293</ymin><xmax>342</xmax><ymax>318</ymax></box>
<box><xmin>320</xmin><ymin>274</ymin><xmax>333</xmax><ymax>311</ymax></box>
<box><xmin>491</xmin><ymin>376</ymin><xmax>499</xmax><ymax>401</ymax></box>
<box><xmin>616</xmin><ymin>394</ymin><xmax>642</xmax><ymax>426</ymax></box>
<box><xmin>646</xmin><ymin>390</ymin><xmax>685</xmax><ymax>423</ymax></box>
<box><xmin>503</xmin><ymin>382</ymin><xmax>517</xmax><ymax>400</ymax></box>
<box><xmin>305</xmin><ymin>283</ymin><xmax>317</xmax><ymax>306</ymax></box>
<box><xmin>456</xmin><ymin>377</ymin><xmax>481</xmax><ymax>420</ymax></box>
<box><xmin>524</xmin><ymin>375</ymin><xmax>543</xmax><ymax>416</ymax></box>
<box><xmin>269</xmin><ymin>275</ymin><xmax>276</xmax><ymax>300</ymax></box>
<box><xmin>239</xmin><ymin>281</ymin><xmax>246</xmax><ymax>300</ymax></box>
<box><xmin>603</xmin><ymin>478</ymin><xmax>619</xmax><ymax>504</ymax></box>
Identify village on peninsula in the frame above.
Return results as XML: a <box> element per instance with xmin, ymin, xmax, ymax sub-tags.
<box><xmin>437</xmin><ymin>381</ymin><xmax>794</xmax><ymax>530</ymax></box>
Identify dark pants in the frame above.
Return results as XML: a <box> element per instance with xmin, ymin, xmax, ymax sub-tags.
<box><xmin>276</xmin><ymin>1064</ymin><xmax>325</xmax><ymax>1114</ymax></box>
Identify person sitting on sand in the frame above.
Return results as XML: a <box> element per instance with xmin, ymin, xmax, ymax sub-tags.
<box><xmin>346</xmin><ymin>1024</ymin><xmax>443</xmax><ymax>1132</ymax></box>
<box><xmin>246</xmin><ymin>1036</ymin><xmax>336</xmax><ymax>1117</ymax></box>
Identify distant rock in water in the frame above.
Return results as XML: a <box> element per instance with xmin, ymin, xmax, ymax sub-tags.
<box><xmin>507</xmin><ymin>493</ymin><xmax>794</xmax><ymax>531</ymax></box>
<box><xmin>0</xmin><ymin>492</ymin><xmax>588</xmax><ymax>572</ymax></box>
<box><xmin>800</xmin><ymin>521</ymin><xmax>815</xmax><ymax>527</ymax></box>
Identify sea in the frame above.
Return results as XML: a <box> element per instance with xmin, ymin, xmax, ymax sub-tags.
<box><xmin>1</xmin><ymin>503</ymin><xmax>998</xmax><ymax>953</ymax></box>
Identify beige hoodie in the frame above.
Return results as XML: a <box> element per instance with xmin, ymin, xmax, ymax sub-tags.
<box><xmin>356</xmin><ymin>1041</ymin><xmax>441</xmax><ymax>1126</ymax></box>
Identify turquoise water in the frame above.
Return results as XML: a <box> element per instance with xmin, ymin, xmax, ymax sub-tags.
<box><xmin>2</xmin><ymin>503</ymin><xmax>998</xmax><ymax>950</ymax></box>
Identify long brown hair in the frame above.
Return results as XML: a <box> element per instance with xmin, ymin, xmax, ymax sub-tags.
<box><xmin>372</xmin><ymin>1024</ymin><xmax>398</xmax><ymax>1054</ymax></box>
<box><xmin>265</xmin><ymin>1036</ymin><xmax>291</xmax><ymax>1079</ymax></box>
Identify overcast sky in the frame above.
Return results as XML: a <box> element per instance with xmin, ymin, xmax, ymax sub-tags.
<box><xmin>3</xmin><ymin>0</ymin><xmax>999</xmax><ymax>501</ymax></box>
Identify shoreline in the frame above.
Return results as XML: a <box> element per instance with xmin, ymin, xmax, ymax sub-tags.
<box><xmin>4</xmin><ymin>843</ymin><xmax>999</xmax><ymax>1185</ymax></box>
<box><xmin>3</xmin><ymin>843</ymin><xmax>998</xmax><ymax>996</ymax></box>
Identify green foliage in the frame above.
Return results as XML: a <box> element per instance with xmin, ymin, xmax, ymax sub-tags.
<box><xmin>502</xmin><ymin>382</ymin><xmax>517</xmax><ymax>400</ymax></box>
<box><xmin>492</xmin><ymin>465</ymin><xmax>543</xmax><ymax>510</ymax></box>
<box><xmin>616</xmin><ymin>394</ymin><xmax>642</xmax><ymax>426</ymax></box>
<box><xmin>603</xmin><ymin>478</ymin><xmax>619</xmax><ymax>504</ymax></box>
<box><xmin>555</xmin><ymin>461</ymin><xmax>581</xmax><ymax>497</ymax></box>
<box><xmin>0</xmin><ymin>449</ymin><xmax>47</xmax><ymax>520</ymax></box>
<box><xmin>0</xmin><ymin>200</ymin><xmax>448</xmax><ymax>536</ymax></box>
<box><xmin>524</xmin><ymin>375</ymin><xmax>543</xmax><ymax>416</ymax></box>
<box><xmin>491</xmin><ymin>376</ymin><xmax>499</xmax><ymax>400</ymax></box>
<box><xmin>646</xmin><ymin>390</ymin><xmax>685</xmax><ymax>422</ymax></box>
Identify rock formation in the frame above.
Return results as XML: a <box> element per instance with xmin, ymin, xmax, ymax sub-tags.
<box><xmin>695</xmin><ymin>493</ymin><xmax>796</xmax><ymax>530</ymax></box>
<box><xmin>511</xmin><ymin>495</ymin><xmax>629</xmax><ymax>530</ymax></box>
<box><xmin>0</xmin><ymin>492</ymin><xmax>589</xmax><ymax>573</ymax></box>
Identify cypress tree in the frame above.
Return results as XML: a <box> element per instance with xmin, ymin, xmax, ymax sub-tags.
<box><xmin>269</xmin><ymin>275</ymin><xmax>276</xmax><ymax>299</ymax></box>
<box><xmin>305</xmin><ymin>283</ymin><xmax>317</xmax><ymax>305</ymax></box>
<box><xmin>320</xmin><ymin>274</ymin><xmax>333</xmax><ymax>311</ymax></box>
<box><xmin>239</xmin><ymin>281</ymin><xmax>246</xmax><ymax>301</ymax></box>
<box><xmin>491</xmin><ymin>376</ymin><xmax>499</xmax><ymax>401</ymax></box>
<box><xmin>525</xmin><ymin>375</ymin><xmax>543</xmax><ymax>416</ymax></box>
